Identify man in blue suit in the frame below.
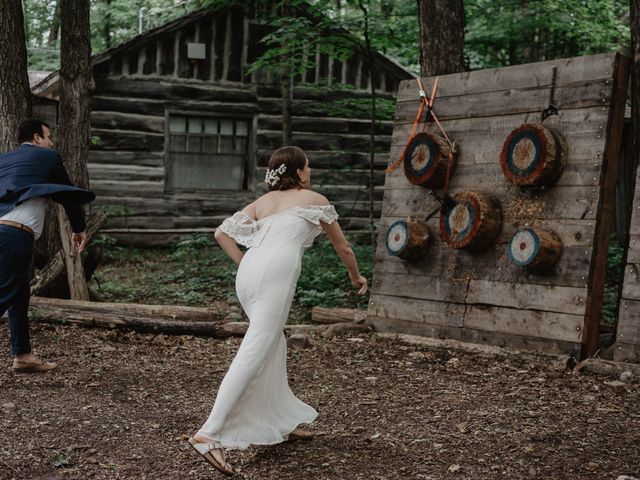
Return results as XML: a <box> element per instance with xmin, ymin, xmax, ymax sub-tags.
<box><xmin>0</xmin><ymin>118</ymin><xmax>95</xmax><ymax>372</ymax></box>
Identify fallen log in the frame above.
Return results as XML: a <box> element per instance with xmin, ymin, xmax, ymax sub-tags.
<box><xmin>30</xmin><ymin>296</ymin><xmax>224</xmax><ymax>322</ymax></box>
<box><xmin>310</xmin><ymin>307</ymin><xmax>367</xmax><ymax>324</ymax></box>
<box><xmin>28</xmin><ymin>298</ymin><xmax>330</xmax><ymax>339</ymax></box>
<box><xmin>321</xmin><ymin>322</ymin><xmax>373</xmax><ymax>338</ymax></box>
<box><xmin>30</xmin><ymin>300</ymin><xmax>238</xmax><ymax>338</ymax></box>
<box><xmin>574</xmin><ymin>358</ymin><xmax>640</xmax><ymax>378</ymax></box>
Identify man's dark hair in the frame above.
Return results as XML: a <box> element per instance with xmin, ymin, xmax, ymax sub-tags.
<box><xmin>17</xmin><ymin>118</ymin><xmax>50</xmax><ymax>144</ymax></box>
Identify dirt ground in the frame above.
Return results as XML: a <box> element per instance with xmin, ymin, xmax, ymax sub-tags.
<box><xmin>1</xmin><ymin>321</ymin><xmax>639</xmax><ymax>480</ymax></box>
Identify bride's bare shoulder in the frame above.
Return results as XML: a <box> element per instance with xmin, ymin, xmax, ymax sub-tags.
<box><xmin>302</xmin><ymin>189</ymin><xmax>330</xmax><ymax>206</ymax></box>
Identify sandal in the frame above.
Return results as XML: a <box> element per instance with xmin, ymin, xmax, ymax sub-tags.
<box><xmin>287</xmin><ymin>427</ymin><xmax>315</xmax><ymax>441</ymax></box>
<box><xmin>188</xmin><ymin>437</ymin><xmax>237</xmax><ymax>476</ymax></box>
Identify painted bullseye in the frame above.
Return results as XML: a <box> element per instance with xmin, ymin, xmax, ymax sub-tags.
<box><xmin>512</xmin><ymin>137</ymin><xmax>536</xmax><ymax>170</ymax></box>
<box><xmin>439</xmin><ymin>191</ymin><xmax>502</xmax><ymax>252</ymax></box>
<box><xmin>386</xmin><ymin>220</ymin><xmax>409</xmax><ymax>256</ymax></box>
<box><xmin>411</xmin><ymin>144</ymin><xmax>431</xmax><ymax>171</ymax></box>
<box><xmin>405</xmin><ymin>135</ymin><xmax>436</xmax><ymax>177</ymax></box>
<box><xmin>499</xmin><ymin>123</ymin><xmax>567</xmax><ymax>187</ymax></box>
<box><xmin>385</xmin><ymin>219</ymin><xmax>431</xmax><ymax>261</ymax></box>
<box><xmin>445</xmin><ymin>202</ymin><xmax>474</xmax><ymax>242</ymax></box>
<box><xmin>508</xmin><ymin>228</ymin><xmax>540</xmax><ymax>266</ymax></box>
<box><xmin>403</xmin><ymin>132</ymin><xmax>452</xmax><ymax>189</ymax></box>
<box><xmin>506</xmin><ymin>131</ymin><xmax>542</xmax><ymax>176</ymax></box>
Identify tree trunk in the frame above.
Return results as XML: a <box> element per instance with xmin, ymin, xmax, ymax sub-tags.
<box><xmin>280</xmin><ymin>0</ymin><xmax>292</xmax><ymax>145</ymax></box>
<box><xmin>57</xmin><ymin>0</ymin><xmax>94</xmax><ymax>300</ymax></box>
<box><xmin>417</xmin><ymin>0</ymin><xmax>465</xmax><ymax>77</ymax></box>
<box><xmin>358</xmin><ymin>0</ymin><xmax>377</xmax><ymax>246</ymax></box>
<box><xmin>632</xmin><ymin>0</ymin><xmax>640</xmax><ymax>175</ymax></box>
<box><xmin>0</xmin><ymin>0</ymin><xmax>32</xmax><ymax>153</ymax></box>
<box><xmin>281</xmin><ymin>70</ymin><xmax>292</xmax><ymax>145</ymax></box>
<box><xmin>48</xmin><ymin>0</ymin><xmax>61</xmax><ymax>48</ymax></box>
<box><xmin>31</xmin><ymin>210</ymin><xmax>106</xmax><ymax>296</ymax></box>
<box><xmin>102</xmin><ymin>0</ymin><xmax>112</xmax><ymax>49</ymax></box>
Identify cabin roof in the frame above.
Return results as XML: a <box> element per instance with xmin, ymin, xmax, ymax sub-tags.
<box><xmin>32</xmin><ymin>6</ymin><xmax>415</xmax><ymax>97</ymax></box>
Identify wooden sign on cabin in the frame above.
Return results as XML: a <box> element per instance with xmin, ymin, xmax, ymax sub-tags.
<box><xmin>369</xmin><ymin>52</ymin><xmax>629</xmax><ymax>358</ymax></box>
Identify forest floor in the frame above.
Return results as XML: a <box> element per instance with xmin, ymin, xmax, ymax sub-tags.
<box><xmin>1</xmin><ymin>320</ymin><xmax>640</xmax><ymax>480</ymax></box>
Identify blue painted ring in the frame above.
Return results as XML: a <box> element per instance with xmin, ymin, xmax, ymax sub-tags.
<box><xmin>385</xmin><ymin>220</ymin><xmax>409</xmax><ymax>256</ymax></box>
<box><xmin>507</xmin><ymin>228</ymin><xmax>541</xmax><ymax>266</ymax></box>
<box><xmin>404</xmin><ymin>134</ymin><xmax>438</xmax><ymax>178</ymax></box>
<box><xmin>505</xmin><ymin>131</ymin><xmax>543</xmax><ymax>177</ymax></box>
<box><xmin>443</xmin><ymin>201</ymin><xmax>476</xmax><ymax>242</ymax></box>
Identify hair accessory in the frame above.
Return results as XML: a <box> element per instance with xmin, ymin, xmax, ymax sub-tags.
<box><xmin>265</xmin><ymin>163</ymin><xmax>287</xmax><ymax>186</ymax></box>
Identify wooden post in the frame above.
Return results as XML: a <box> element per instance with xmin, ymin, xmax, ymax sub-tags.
<box><xmin>582</xmin><ymin>53</ymin><xmax>630</xmax><ymax>359</ymax></box>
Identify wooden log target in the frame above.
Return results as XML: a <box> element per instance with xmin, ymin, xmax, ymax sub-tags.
<box><xmin>385</xmin><ymin>219</ymin><xmax>431</xmax><ymax>262</ymax></box>
<box><xmin>507</xmin><ymin>228</ymin><xmax>563</xmax><ymax>270</ymax></box>
<box><xmin>439</xmin><ymin>191</ymin><xmax>502</xmax><ymax>252</ymax></box>
<box><xmin>499</xmin><ymin>123</ymin><xmax>568</xmax><ymax>187</ymax></box>
<box><xmin>403</xmin><ymin>132</ymin><xmax>452</xmax><ymax>189</ymax></box>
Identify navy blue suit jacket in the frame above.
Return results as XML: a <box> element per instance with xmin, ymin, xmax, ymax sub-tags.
<box><xmin>0</xmin><ymin>144</ymin><xmax>95</xmax><ymax>233</ymax></box>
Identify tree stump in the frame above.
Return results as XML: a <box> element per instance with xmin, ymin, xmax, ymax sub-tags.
<box><xmin>507</xmin><ymin>227</ymin><xmax>563</xmax><ymax>270</ymax></box>
<box><xmin>385</xmin><ymin>219</ymin><xmax>431</xmax><ymax>261</ymax></box>
<box><xmin>403</xmin><ymin>132</ymin><xmax>452</xmax><ymax>189</ymax></box>
<box><xmin>499</xmin><ymin>123</ymin><xmax>567</xmax><ymax>187</ymax></box>
<box><xmin>439</xmin><ymin>191</ymin><xmax>502</xmax><ymax>251</ymax></box>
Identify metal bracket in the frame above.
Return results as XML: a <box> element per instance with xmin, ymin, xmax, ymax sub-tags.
<box><xmin>541</xmin><ymin>66</ymin><xmax>559</xmax><ymax>122</ymax></box>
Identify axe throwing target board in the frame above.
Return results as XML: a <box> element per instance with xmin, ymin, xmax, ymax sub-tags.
<box><xmin>368</xmin><ymin>52</ymin><xmax>629</xmax><ymax>357</ymax></box>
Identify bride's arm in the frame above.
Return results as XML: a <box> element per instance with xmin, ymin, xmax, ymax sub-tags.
<box><xmin>321</xmin><ymin>221</ymin><xmax>368</xmax><ymax>295</ymax></box>
<box><xmin>213</xmin><ymin>203</ymin><xmax>257</xmax><ymax>266</ymax></box>
<box><xmin>214</xmin><ymin>229</ymin><xmax>244</xmax><ymax>266</ymax></box>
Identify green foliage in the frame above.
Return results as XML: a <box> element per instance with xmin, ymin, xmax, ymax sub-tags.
<box><xmin>321</xmin><ymin>96</ymin><xmax>396</xmax><ymax>121</ymax></box>
<box><xmin>602</xmin><ymin>234</ymin><xmax>626</xmax><ymax>328</ymax></box>
<box><xmin>21</xmin><ymin>0</ymin><xmax>630</xmax><ymax>75</ymax></box>
<box><xmin>22</xmin><ymin>0</ymin><xmax>202</xmax><ymax>70</ymax></box>
<box><xmin>297</xmin><ymin>239</ymin><xmax>372</xmax><ymax>310</ymax></box>
<box><xmin>465</xmin><ymin>0</ymin><xmax>629</xmax><ymax>69</ymax></box>
<box><xmin>93</xmin><ymin>236</ymin><xmax>373</xmax><ymax>317</ymax></box>
<box><xmin>92</xmin><ymin>233</ymin><xmax>119</xmax><ymax>250</ymax></box>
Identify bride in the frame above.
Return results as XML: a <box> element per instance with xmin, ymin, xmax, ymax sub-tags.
<box><xmin>189</xmin><ymin>146</ymin><xmax>368</xmax><ymax>475</ymax></box>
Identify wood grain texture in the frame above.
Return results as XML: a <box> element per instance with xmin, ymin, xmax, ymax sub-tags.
<box><xmin>371</xmin><ymin>52</ymin><xmax>628</xmax><ymax>357</ymax></box>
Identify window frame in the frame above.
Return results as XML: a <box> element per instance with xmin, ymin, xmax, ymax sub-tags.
<box><xmin>163</xmin><ymin>109</ymin><xmax>255</xmax><ymax>193</ymax></box>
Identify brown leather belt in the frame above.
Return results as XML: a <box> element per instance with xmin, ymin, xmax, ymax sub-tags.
<box><xmin>0</xmin><ymin>220</ymin><xmax>34</xmax><ymax>235</ymax></box>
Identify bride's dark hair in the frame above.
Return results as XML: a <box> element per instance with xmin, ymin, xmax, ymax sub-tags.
<box><xmin>266</xmin><ymin>146</ymin><xmax>308</xmax><ymax>191</ymax></box>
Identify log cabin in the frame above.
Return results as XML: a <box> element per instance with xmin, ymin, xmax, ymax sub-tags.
<box><xmin>32</xmin><ymin>6</ymin><xmax>415</xmax><ymax>245</ymax></box>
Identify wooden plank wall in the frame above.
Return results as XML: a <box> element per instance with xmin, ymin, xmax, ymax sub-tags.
<box><xmin>368</xmin><ymin>52</ymin><xmax>629</xmax><ymax>356</ymax></box>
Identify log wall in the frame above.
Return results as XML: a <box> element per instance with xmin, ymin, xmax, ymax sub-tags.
<box><xmin>89</xmin><ymin>80</ymin><xmax>393</xmax><ymax>241</ymax></box>
<box><xmin>369</xmin><ymin>52</ymin><xmax>629</xmax><ymax>357</ymax></box>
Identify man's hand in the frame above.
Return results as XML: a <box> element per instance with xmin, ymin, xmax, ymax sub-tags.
<box><xmin>72</xmin><ymin>232</ymin><xmax>87</xmax><ymax>253</ymax></box>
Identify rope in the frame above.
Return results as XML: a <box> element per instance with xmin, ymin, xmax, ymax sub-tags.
<box><xmin>386</xmin><ymin>77</ymin><xmax>456</xmax><ymax>181</ymax></box>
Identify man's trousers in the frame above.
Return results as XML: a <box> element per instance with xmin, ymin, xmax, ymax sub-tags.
<box><xmin>0</xmin><ymin>225</ymin><xmax>34</xmax><ymax>356</ymax></box>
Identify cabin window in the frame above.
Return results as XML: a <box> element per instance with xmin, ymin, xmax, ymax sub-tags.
<box><xmin>166</xmin><ymin>114</ymin><xmax>250</xmax><ymax>191</ymax></box>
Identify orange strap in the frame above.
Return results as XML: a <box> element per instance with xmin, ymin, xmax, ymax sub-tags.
<box><xmin>386</xmin><ymin>77</ymin><xmax>455</xmax><ymax>176</ymax></box>
<box><xmin>385</xmin><ymin>94</ymin><xmax>427</xmax><ymax>174</ymax></box>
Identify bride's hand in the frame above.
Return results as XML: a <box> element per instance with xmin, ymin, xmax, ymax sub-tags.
<box><xmin>350</xmin><ymin>275</ymin><xmax>368</xmax><ymax>295</ymax></box>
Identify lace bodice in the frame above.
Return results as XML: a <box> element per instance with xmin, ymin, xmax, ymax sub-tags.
<box><xmin>217</xmin><ymin>204</ymin><xmax>339</xmax><ymax>248</ymax></box>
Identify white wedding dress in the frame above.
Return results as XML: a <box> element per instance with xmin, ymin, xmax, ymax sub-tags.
<box><xmin>197</xmin><ymin>204</ymin><xmax>339</xmax><ymax>449</ymax></box>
